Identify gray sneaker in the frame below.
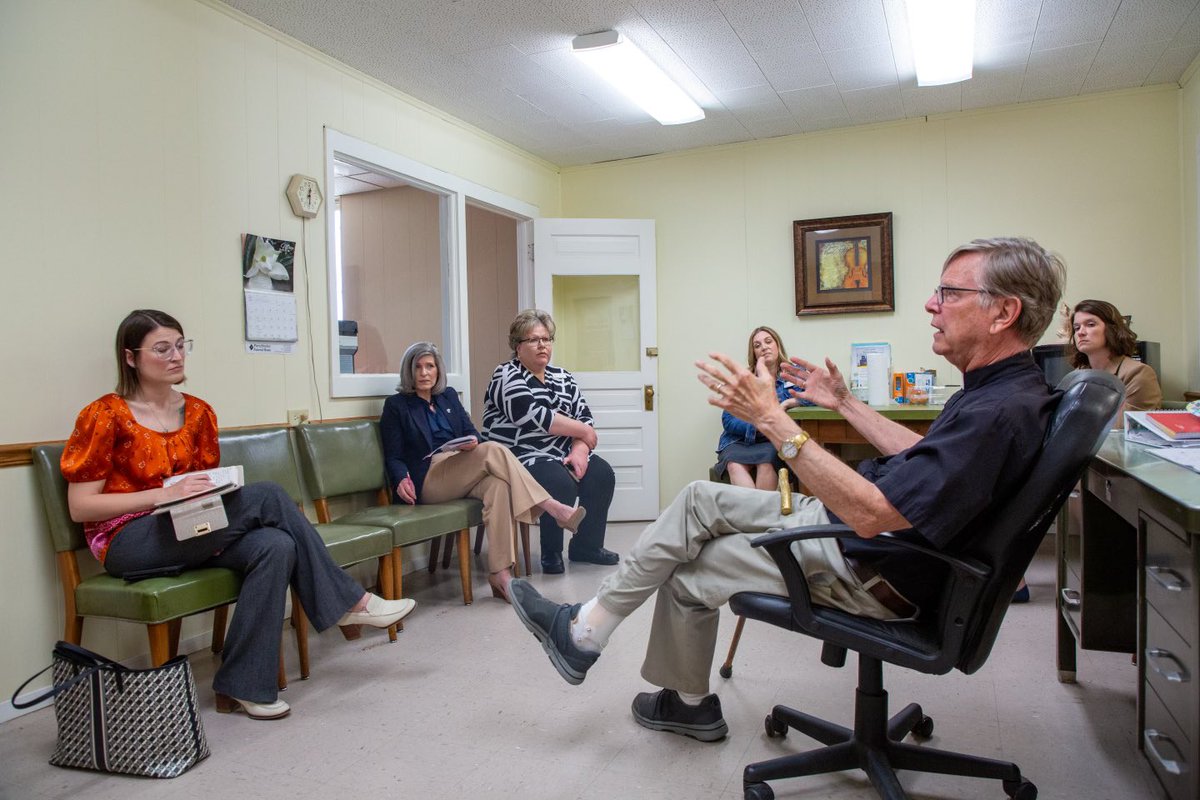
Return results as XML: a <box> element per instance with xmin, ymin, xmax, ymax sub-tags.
<box><xmin>631</xmin><ymin>689</ymin><xmax>729</xmax><ymax>742</ymax></box>
<box><xmin>509</xmin><ymin>579</ymin><xmax>599</xmax><ymax>685</ymax></box>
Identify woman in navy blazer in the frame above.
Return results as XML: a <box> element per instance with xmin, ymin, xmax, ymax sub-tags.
<box><xmin>380</xmin><ymin>342</ymin><xmax>585</xmax><ymax>601</ymax></box>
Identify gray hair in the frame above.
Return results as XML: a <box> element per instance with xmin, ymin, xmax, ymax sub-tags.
<box><xmin>944</xmin><ymin>237</ymin><xmax>1066</xmax><ymax>346</ymax></box>
<box><xmin>396</xmin><ymin>341</ymin><xmax>447</xmax><ymax>395</ymax></box>
<box><xmin>508</xmin><ymin>309</ymin><xmax>556</xmax><ymax>356</ymax></box>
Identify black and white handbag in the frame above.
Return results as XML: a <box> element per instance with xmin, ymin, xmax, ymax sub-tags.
<box><xmin>12</xmin><ymin>641</ymin><xmax>210</xmax><ymax>778</ymax></box>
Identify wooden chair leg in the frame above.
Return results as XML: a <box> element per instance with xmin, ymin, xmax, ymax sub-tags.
<box><xmin>211</xmin><ymin>605</ymin><xmax>229</xmax><ymax>653</ymax></box>
<box><xmin>277</xmin><ymin>646</ymin><xmax>288</xmax><ymax>691</ymax></box>
<box><xmin>64</xmin><ymin>615</ymin><xmax>83</xmax><ymax>646</ymax></box>
<box><xmin>393</xmin><ymin>548</ymin><xmax>405</xmax><ymax>631</ymax></box>
<box><xmin>292</xmin><ymin>589</ymin><xmax>310</xmax><ymax>678</ymax></box>
<box><xmin>427</xmin><ymin>537</ymin><xmax>441</xmax><ymax>574</ymax></box>
<box><xmin>474</xmin><ymin>524</ymin><xmax>485</xmax><ymax>554</ymax></box>
<box><xmin>378</xmin><ymin>553</ymin><xmax>397</xmax><ymax>643</ymax></box>
<box><xmin>147</xmin><ymin>623</ymin><xmax>172</xmax><ymax>667</ymax></box>
<box><xmin>457</xmin><ymin>528</ymin><xmax>473</xmax><ymax>605</ymax></box>
<box><xmin>520</xmin><ymin>522</ymin><xmax>532</xmax><ymax>577</ymax></box>
<box><xmin>167</xmin><ymin>618</ymin><xmax>183</xmax><ymax>659</ymax></box>
<box><xmin>719</xmin><ymin>615</ymin><xmax>748</xmax><ymax>679</ymax></box>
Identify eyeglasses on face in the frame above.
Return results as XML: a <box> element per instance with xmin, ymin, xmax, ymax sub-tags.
<box><xmin>519</xmin><ymin>337</ymin><xmax>554</xmax><ymax>347</ymax></box>
<box><xmin>933</xmin><ymin>284</ymin><xmax>992</xmax><ymax>306</ymax></box>
<box><xmin>134</xmin><ymin>339</ymin><xmax>194</xmax><ymax>359</ymax></box>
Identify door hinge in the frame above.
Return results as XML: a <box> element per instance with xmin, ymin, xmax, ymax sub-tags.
<box><xmin>527</xmin><ymin>242</ymin><xmax>535</xmax><ymax>262</ymax></box>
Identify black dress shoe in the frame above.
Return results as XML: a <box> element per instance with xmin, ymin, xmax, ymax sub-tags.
<box><xmin>568</xmin><ymin>546</ymin><xmax>619</xmax><ymax>566</ymax></box>
<box><xmin>541</xmin><ymin>552</ymin><xmax>565</xmax><ymax>574</ymax></box>
<box><xmin>631</xmin><ymin>689</ymin><xmax>728</xmax><ymax>742</ymax></box>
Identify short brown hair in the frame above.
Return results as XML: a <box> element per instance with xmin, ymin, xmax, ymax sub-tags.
<box><xmin>114</xmin><ymin>309</ymin><xmax>184</xmax><ymax>397</ymax></box>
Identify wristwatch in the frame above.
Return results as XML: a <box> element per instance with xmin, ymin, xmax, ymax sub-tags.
<box><xmin>778</xmin><ymin>430</ymin><xmax>810</xmax><ymax>459</ymax></box>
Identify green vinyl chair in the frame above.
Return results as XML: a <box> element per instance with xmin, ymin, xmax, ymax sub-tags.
<box><xmin>217</xmin><ymin>425</ymin><xmax>396</xmax><ymax>661</ymax></box>
<box><xmin>31</xmin><ymin>444</ymin><xmax>242</xmax><ymax>668</ymax></box>
<box><xmin>294</xmin><ymin>420</ymin><xmax>483</xmax><ymax>606</ymax></box>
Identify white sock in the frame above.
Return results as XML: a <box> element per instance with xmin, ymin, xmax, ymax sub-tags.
<box><xmin>570</xmin><ymin>597</ymin><xmax>623</xmax><ymax>652</ymax></box>
<box><xmin>676</xmin><ymin>690</ymin><xmax>709</xmax><ymax>706</ymax></box>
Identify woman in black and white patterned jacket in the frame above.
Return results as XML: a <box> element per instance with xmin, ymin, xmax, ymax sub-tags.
<box><xmin>482</xmin><ymin>309</ymin><xmax>617</xmax><ymax>575</ymax></box>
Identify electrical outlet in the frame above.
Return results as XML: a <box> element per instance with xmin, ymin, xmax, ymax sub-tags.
<box><xmin>287</xmin><ymin>409</ymin><xmax>309</xmax><ymax>426</ymax></box>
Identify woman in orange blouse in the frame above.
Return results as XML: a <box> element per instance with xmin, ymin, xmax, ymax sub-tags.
<box><xmin>63</xmin><ymin>309</ymin><xmax>414</xmax><ymax>721</ymax></box>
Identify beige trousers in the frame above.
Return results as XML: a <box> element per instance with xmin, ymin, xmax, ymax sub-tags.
<box><xmin>420</xmin><ymin>442</ymin><xmax>550</xmax><ymax>573</ymax></box>
<box><xmin>597</xmin><ymin>480</ymin><xmax>897</xmax><ymax>695</ymax></box>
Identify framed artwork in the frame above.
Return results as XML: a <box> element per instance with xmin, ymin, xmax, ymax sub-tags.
<box><xmin>793</xmin><ymin>212</ymin><xmax>894</xmax><ymax>316</ymax></box>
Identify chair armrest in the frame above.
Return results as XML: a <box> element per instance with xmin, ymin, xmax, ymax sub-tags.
<box><xmin>746</xmin><ymin>523</ymin><xmax>991</xmax><ymax>655</ymax></box>
<box><xmin>750</xmin><ymin>525</ymin><xmax>989</xmax><ymax>580</ymax></box>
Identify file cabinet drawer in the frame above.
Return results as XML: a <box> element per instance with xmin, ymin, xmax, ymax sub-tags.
<box><xmin>1145</xmin><ymin>686</ymin><xmax>1195</xmax><ymax>800</ymax></box>
<box><xmin>1145</xmin><ymin>604</ymin><xmax>1195</xmax><ymax>745</ymax></box>
<box><xmin>1146</xmin><ymin>515</ymin><xmax>1197</xmax><ymax>639</ymax></box>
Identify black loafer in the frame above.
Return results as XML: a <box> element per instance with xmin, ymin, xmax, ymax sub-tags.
<box><xmin>631</xmin><ymin>689</ymin><xmax>729</xmax><ymax>742</ymax></box>
<box><xmin>509</xmin><ymin>579</ymin><xmax>599</xmax><ymax>685</ymax></box>
<box><xmin>568</xmin><ymin>546</ymin><xmax>619</xmax><ymax>566</ymax></box>
<box><xmin>541</xmin><ymin>552</ymin><xmax>565</xmax><ymax>574</ymax></box>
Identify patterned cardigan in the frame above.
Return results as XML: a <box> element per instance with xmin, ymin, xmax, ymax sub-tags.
<box><xmin>481</xmin><ymin>359</ymin><xmax>595</xmax><ymax>466</ymax></box>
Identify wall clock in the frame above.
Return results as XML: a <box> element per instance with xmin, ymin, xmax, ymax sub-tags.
<box><xmin>286</xmin><ymin>174</ymin><xmax>323</xmax><ymax>218</ymax></box>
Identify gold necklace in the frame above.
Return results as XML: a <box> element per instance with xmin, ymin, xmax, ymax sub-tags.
<box><xmin>138</xmin><ymin>393</ymin><xmax>179</xmax><ymax>433</ymax></box>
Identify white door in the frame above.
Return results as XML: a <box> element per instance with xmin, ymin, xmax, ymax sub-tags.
<box><xmin>532</xmin><ymin>218</ymin><xmax>659</xmax><ymax>521</ymax></box>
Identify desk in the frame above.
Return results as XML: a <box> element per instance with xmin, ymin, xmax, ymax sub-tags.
<box><xmin>787</xmin><ymin>405</ymin><xmax>941</xmax><ymax>447</ymax></box>
<box><xmin>1057</xmin><ymin>433</ymin><xmax>1200</xmax><ymax>800</ymax></box>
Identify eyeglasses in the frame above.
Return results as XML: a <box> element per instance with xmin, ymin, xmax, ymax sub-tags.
<box><xmin>133</xmin><ymin>340</ymin><xmax>193</xmax><ymax>359</ymax></box>
<box><xmin>933</xmin><ymin>284</ymin><xmax>992</xmax><ymax>306</ymax></box>
<box><xmin>519</xmin><ymin>337</ymin><xmax>554</xmax><ymax>347</ymax></box>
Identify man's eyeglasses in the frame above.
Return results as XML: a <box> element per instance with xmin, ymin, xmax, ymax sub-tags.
<box><xmin>933</xmin><ymin>285</ymin><xmax>992</xmax><ymax>306</ymax></box>
<box><xmin>134</xmin><ymin>340</ymin><xmax>194</xmax><ymax>359</ymax></box>
<box><xmin>519</xmin><ymin>337</ymin><xmax>554</xmax><ymax>347</ymax></box>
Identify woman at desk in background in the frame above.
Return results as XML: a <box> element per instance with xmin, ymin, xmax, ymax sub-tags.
<box><xmin>713</xmin><ymin>326</ymin><xmax>809</xmax><ymax>490</ymax></box>
<box><xmin>483</xmin><ymin>309</ymin><xmax>617</xmax><ymax>575</ymax></box>
<box><xmin>1066</xmin><ymin>299</ymin><xmax>1162</xmax><ymax>423</ymax></box>
<box><xmin>62</xmin><ymin>310</ymin><xmax>414</xmax><ymax>721</ymax></box>
<box><xmin>379</xmin><ymin>341</ymin><xmax>585</xmax><ymax>602</ymax></box>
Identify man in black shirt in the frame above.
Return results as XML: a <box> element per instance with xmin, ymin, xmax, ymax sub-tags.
<box><xmin>510</xmin><ymin>237</ymin><xmax>1066</xmax><ymax>742</ymax></box>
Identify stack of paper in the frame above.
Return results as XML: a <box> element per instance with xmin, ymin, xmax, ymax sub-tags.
<box><xmin>1124</xmin><ymin>411</ymin><xmax>1200</xmax><ymax>449</ymax></box>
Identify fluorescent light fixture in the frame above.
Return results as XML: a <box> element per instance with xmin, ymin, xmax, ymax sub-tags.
<box><xmin>906</xmin><ymin>0</ymin><xmax>976</xmax><ymax>86</ymax></box>
<box><xmin>572</xmin><ymin>30</ymin><xmax>704</xmax><ymax>125</ymax></box>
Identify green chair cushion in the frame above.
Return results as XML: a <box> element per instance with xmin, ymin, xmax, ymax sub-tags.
<box><xmin>339</xmin><ymin>499</ymin><xmax>484</xmax><ymax>547</ymax></box>
<box><xmin>316</xmin><ymin>522</ymin><xmax>393</xmax><ymax>567</ymax></box>
<box><xmin>74</xmin><ymin>568</ymin><xmax>242</xmax><ymax>624</ymax></box>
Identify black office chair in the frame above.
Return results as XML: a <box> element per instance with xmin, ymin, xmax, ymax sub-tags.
<box><xmin>729</xmin><ymin>370</ymin><xmax>1124</xmax><ymax>800</ymax></box>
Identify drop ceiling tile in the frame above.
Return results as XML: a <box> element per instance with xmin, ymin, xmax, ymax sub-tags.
<box><xmin>753</xmin><ymin>41</ymin><xmax>834</xmax><ymax>92</ymax></box>
<box><xmin>800</xmin><ymin>0</ymin><xmax>891</xmax><ymax>50</ymax></box>
<box><xmin>901</xmin><ymin>83</ymin><xmax>964</xmax><ymax>117</ymax></box>
<box><xmin>779</xmin><ymin>83</ymin><xmax>849</xmax><ymax>125</ymax></box>
<box><xmin>961</xmin><ymin>66</ymin><xmax>1026</xmax><ymax>109</ymax></box>
<box><xmin>1031</xmin><ymin>0</ymin><xmax>1120</xmax><ymax>51</ymax></box>
<box><xmin>543</xmin><ymin>0</ymin><xmax>644</xmax><ymax>33</ymax></box>
<box><xmin>714</xmin><ymin>83</ymin><xmax>784</xmax><ymax>108</ymax></box>
<box><xmin>742</xmin><ymin>116</ymin><xmax>804</xmax><ymax>139</ymax></box>
<box><xmin>1146</xmin><ymin>45</ymin><xmax>1200</xmax><ymax>84</ymax></box>
<box><xmin>824</xmin><ymin>43</ymin><xmax>899</xmax><ymax>92</ymax></box>
<box><xmin>1023</xmin><ymin>41</ymin><xmax>1102</xmax><ymax>91</ymax></box>
<box><xmin>455</xmin><ymin>46</ymin><xmax>559</xmax><ymax>95</ymax></box>
<box><xmin>976</xmin><ymin>39</ymin><xmax>1035</xmax><ymax>69</ymax></box>
<box><xmin>720</xmin><ymin>3</ymin><xmax>815</xmax><ymax>54</ymax></box>
<box><xmin>842</xmin><ymin>84</ymin><xmax>904</xmax><ymax>124</ymax></box>
<box><xmin>975</xmin><ymin>0</ymin><xmax>1042</xmax><ymax>49</ymax></box>
<box><xmin>1168</xmin><ymin>3</ymin><xmax>1200</xmax><ymax>48</ymax></box>
<box><xmin>1021</xmin><ymin>78</ymin><xmax>1088</xmax><ymax>102</ymax></box>
<box><xmin>656</xmin><ymin>17</ymin><xmax>768</xmax><ymax>92</ymax></box>
<box><xmin>1083</xmin><ymin>39</ymin><xmax>1173</xmax><ymax>90</ymax></box>
<box><xmin>1108</xmin><ymin>0</ymin><xmax>1197</xmax><ymax>44</ymax></box>
<box><xmin>519</xmin><ymin>84</ymin><xmax>616</xmax><ymax>124</ymax></box>
<box><xmin>631</xmin><ymin>0</ymin><xmax>725</xmax><ymax>29</ymax></box>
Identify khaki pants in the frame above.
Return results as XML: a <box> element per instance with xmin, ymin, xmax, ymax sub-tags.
<box><xmin>420</xmin><ymin>442</ymin><xmax>550</xmax><ymax>573</ymax></box>
<box><xmin>597</xmin><ymin>480</ymin><xmax>898</xmax><ymax>695</ymax></box>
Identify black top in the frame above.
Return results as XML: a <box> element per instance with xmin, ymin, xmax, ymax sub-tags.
<box><xmin>379</xmin><ymin>390</ymin><xmax>479</xmax><ymax>501</ymax></box>
<box><xmin>838</xmin><ymin>351</ymin><xmax>1059</xmax><ymax>612</ymax></box>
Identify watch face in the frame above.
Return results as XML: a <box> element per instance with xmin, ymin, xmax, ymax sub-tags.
<box><xmin>781</xmin><ymin>442</ymin><xmax>798</xmax><ymax>458</ymax></box>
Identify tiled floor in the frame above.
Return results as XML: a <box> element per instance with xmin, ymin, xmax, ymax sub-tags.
<box><xmin>0</xmin><ymin>523</ymin><xmax>1163</xmax><ymax>799</ymax></box>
